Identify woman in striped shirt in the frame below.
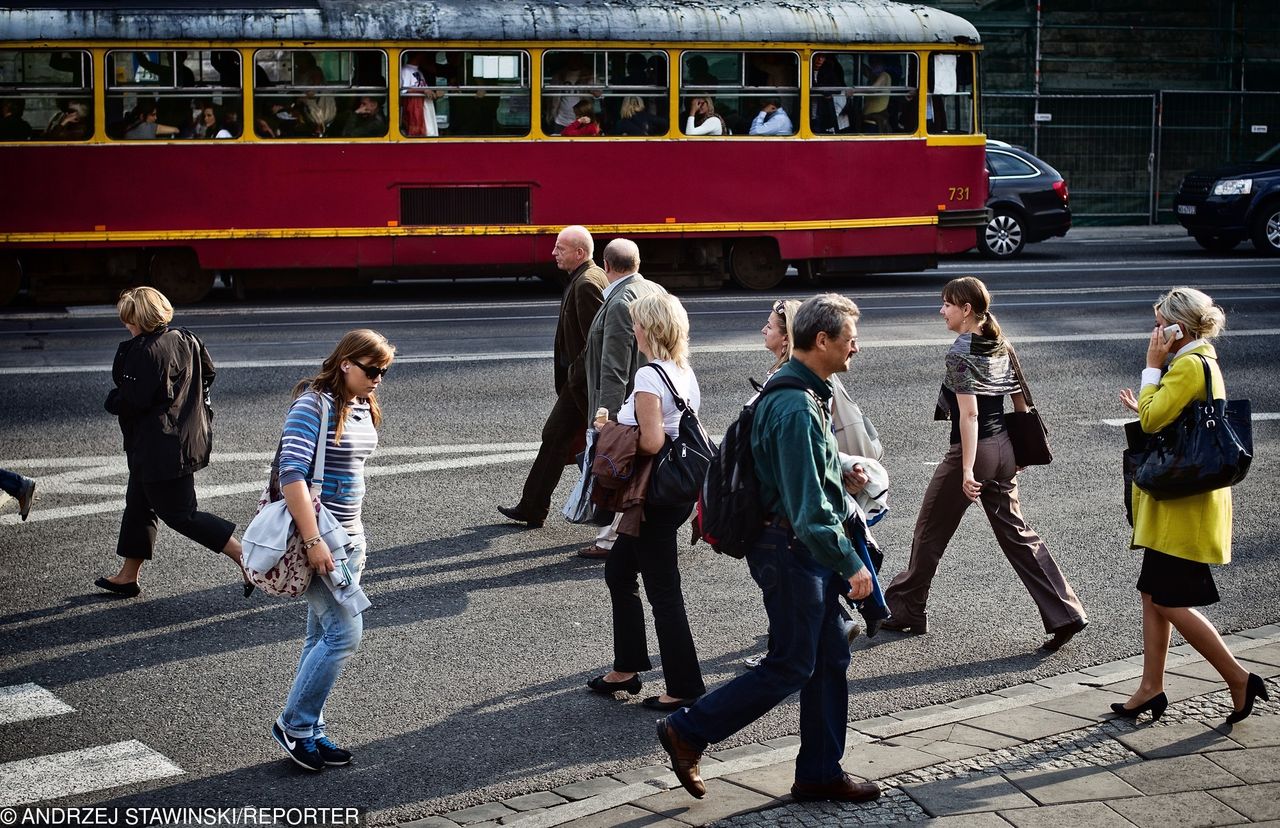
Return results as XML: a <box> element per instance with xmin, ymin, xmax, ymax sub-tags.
<box><xmin>271</xmin><ymin>329</ymin><xmax>394</xmax><ymax>773</ymax></box>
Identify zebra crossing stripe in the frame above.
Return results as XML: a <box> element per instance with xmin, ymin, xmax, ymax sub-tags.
<box><xmin>0</xmin><ymin>684</ymin><xmax>74</xmax><ymax>726</ymax></box>
<box><xmin>0</xmin><ymin>740</ymin><xmax>183</xmax><ymax>806</ymax></box>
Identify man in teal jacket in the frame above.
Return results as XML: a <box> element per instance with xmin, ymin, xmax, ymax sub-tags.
<box><xmin>658</xmin><ymin>293</ymin><xmax>879</xmax><ymax>804</ymax></box>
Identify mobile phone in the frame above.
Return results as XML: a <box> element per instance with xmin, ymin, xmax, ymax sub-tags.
<box><xmin>1162</xmin><ymin>323</ymin><xmax>1184</xmax><ymax>341</ymax></box>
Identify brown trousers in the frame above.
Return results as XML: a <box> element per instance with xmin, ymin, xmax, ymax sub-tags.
<box><xmin>884</xmin><ymin>431</ymin><xmax>1085</xmax><ymax>633</ymax></box>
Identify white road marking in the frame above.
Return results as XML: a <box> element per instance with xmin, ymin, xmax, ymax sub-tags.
<box><xmin>5</xmin><ymin>328</ymin><xmax>1280</xmax><ymax>377</ymax></box>
<box><xmin>1084</xmin><ymin>413</ymin><xmax>1280</xmax><ymax>427</ymax></box>
<box><xmin>0</xmin><ymin>740</ymin><xmax>182</xmax><ymax>806</ymax></box>
<box><xmin>0</xmin><ymin>684</ymin><xmax>74</xmax><ymax>726</ymax></box>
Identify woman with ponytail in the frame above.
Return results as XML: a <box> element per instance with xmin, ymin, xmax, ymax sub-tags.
<box><xmin>881</xmin><ymin>277</ymin><xmax>1087</xmax><ymax>651</ymax></box>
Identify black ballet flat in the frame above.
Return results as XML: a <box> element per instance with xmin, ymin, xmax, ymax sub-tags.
<box><xmin>1110</xmin><ymin>692</ymin><xmax>1168</xmax><ymax>722</ymax></box>
<box><xmin>94</xmin><ymin>577</ymin><xmax>141</xmax><ymax>598</ymax></box>
<box><xmin>243</xmin><ymin>581</ymin><xmax>256</xmax><ymax>598</ymax></box>
<box><xmin>1226</xmin><ymin>673</ymin><xmax>1270</xmax><ymax>724</ymax></box>
<box><xmin>642</xmin><ymin>695</ymin><xmax>699</xmax><ymax>711</ymax></box>
<box><xmin>587</xmin><ymin>674</ymin><xmax>642</xmax><ymax>696</ymax></box>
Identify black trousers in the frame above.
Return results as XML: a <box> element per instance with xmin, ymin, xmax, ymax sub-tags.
<box><xmin>604</xmin><ymin>501</ymin><xmax>706</xmax><ymax>699</ymax></box>
<box><xmin>116</xmin><ymin>472</ymin><xmax>236</xmax><ymax>560</ymax></box>
<box><xmin>516</xmin><ymin>381</ymin><xmax>587</xmax><ymax>523</ymax></box>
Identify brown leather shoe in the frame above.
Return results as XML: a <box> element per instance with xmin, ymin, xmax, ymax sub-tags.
<box><xmin>656</xmin><ymin>718</ymin><xmax>705</xmax><ymax>799</ymax></box>
<box><xmin>791</xmin><ymin>772</ymin><xmax>880</xmax><ymax>803</ymax></box>
<box><xmin>577</xmin><ymin>545</ymin><xmax>609</xmax><ymax>559</ymax></box>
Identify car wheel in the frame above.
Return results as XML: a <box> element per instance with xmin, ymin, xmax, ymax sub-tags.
<box><xmin>1250</xmin><ymin>201</ymin><xmax>1280</xmax><ymax>255</ymax></box>
<box><xmin>1193</xmin><ymin>233</ymin><xmax>1242</xmax><ymax>252</ymax></box>
<box><xmin>979</xmin><ymin>209</ymin><xmax>1026</xmax><ymax>258</ymax></box>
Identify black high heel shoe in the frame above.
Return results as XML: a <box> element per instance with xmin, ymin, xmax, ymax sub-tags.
<box><xmin>1226</xmin><ymin>673</ymin><xmax>1270</xmax><ymax>724</ymax></box>
<box><xmin>587</xmin><ymin>674</ymin><xmax>641</xmax><ymax>696</ymax></box>
<box><xmin>1110</xmin><ymin>692</ymin><xmax>1168</xmax><ymax>722</ymax></box>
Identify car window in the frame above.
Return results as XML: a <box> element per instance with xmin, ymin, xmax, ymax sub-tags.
<box><xmin>988</xmin><ymin>150</ymin><xmax>1038</xmax><ymax>177</ymax></box>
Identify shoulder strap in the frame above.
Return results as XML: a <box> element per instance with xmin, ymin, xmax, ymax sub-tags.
<box><xmin>1005</xmin><ymin>344</ymin><xmax>1036</xmax><ymax>409</ymax></box>
<box><xmin>312</xmin><ymin>393</ymin><xmax>330</xmax><ymax>488</ymax></box>
<box><xmin>1194</xmin><ymin>354</ymin><xmax>1217</xmax><ymax>403</ymax></box>
<box><xmin>646</xmin><ymin>363</ymin><xmax>690</xmax><ymax>413</ymax></box>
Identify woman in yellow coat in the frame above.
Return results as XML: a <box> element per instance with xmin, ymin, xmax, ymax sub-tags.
<box><xmin>1115</xmin><ymin>287</ymin><xmax>1267</xmax><ymax>724</ymax></box>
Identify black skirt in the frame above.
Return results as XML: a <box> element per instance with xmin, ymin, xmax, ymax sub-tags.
<box><xmin>1136</xmin><ymin>547</ymin><xmax>1220</xmax><ymax>608</ymax></box>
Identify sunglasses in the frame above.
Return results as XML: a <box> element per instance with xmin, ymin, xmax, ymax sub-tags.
<box><xmin>350</xmin><ymin>360</ymin><xmax>389</xmax><ymax>380</ymax></box>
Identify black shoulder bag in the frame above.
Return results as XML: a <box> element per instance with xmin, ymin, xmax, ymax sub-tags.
<box><xmin>645</xmin><ymin>364</ymin><xmax>716</xmax><ymax>507</ymax></box>
<box><xmin>1003</xmin><ymin>345</ymin><xmax>1054</xmax><ymax>466</ymax></box>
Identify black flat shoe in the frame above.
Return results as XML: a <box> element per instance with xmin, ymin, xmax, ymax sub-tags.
<box><xmin>587</xmin><ymin>674</ymin><xmax>641</xmax><ymax>696</ymax></box>
<box><xmin>879</xmin><ymin>616</ymin><xmax>927</xmax><ymax>635</ymax></box>
<box><xmin>94</xmin><ymin>577</ymin><xmax>141</xmax><ymax>598</ymax></box>
<box><xmin>243</xmin><ymin>581</ymin><xmax>256</xmax><ymax>598</ymax></box>
<box><xmin>642</xmin><ymin>695</ymin><xmax>699</xmax><ymax>711</ymax></box>
<box><xmin>1226</xmin><ymin>673</ymin><xmax>1270</xmax><ymax>724</ymax></box>
<box><xmin>1110</xmin><ymin>691</ymin><xmax>1168</xmax><ymax>722</ymax></box>
<box><xmin>498</xmin><ymin>505</ymin><xmax>544</xmax><ymax>529</ymax></box>
<box><xmin>1041</xmin><ymin>618</ymin><xmax>1088</xmax><ymax>653</ymax></box>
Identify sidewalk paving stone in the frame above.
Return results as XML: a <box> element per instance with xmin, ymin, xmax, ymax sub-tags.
<box><xmin>1104</xmin><ymin>674</ymin><xmax>1222</xmax><ymax>704</ymax></box>
<box><xmin>903</xmin><ymin>774</ymin><xmax>1037</xmax><ymax>816</ymax></box>
<box><xmin>911</xmin><ymin>813</ymin><xmax>1011</xmax><ymax>826</ymax></box>
<box><xmin>886</xmin><ymin>735</ymin><xmax>988</xmax><ymax>762</ymax></box>
<box><xmin>1114</xmin><ymin>721</ymin><xmax>1242</xmax><ymax>759</ymax></box>
<box><xmin>1213</xmin><ymin>712</ymin><xmax>1280</xmax><ymax>747</ymax></box>
<box><xmin>999</xmin><ymin>801</ymin><xmax>1138</xmax><ymax>827</ymax></box>
<box><xmin>501</xmin><ymin>792</ymin><xmax>570</xmax><ymax>812</ymax></box>
<box><xmin>1237</xmin><ymin>625</ymin><xmax>1280</xmax><ymax>639</ymax></box>
<box><xmin>1113</xmin><ymin>754</ymin><xmax>1246</xmax><ymax>795</ymax></box>
<box><xmin>850</xmin><ymin>715</ymin><xmax>902</xmax><ymax>732</ymax></box>
<box><xmin>1170</xmin><ymin>659</ymin><xmax>1280</xmax><ymax>682</ymax></box>
<box><xmin>1033</xmin><ymin>687</ymin><xmax>1131</xmax><ymax>722</ymax></box>
<box><xmin>760</xmin><ymin>735</ymin><xmax>801</xmax><ymax>750</ymax></box>
<box><xmin>707</xmin><ymin>744</ymin><xmax>775</xmax><ymax>763</ymax></box>
<box><xmin>561</xmin><ymin>804</ymin><xmax>686</xmax><ymax>828</ymax></box>
<box><xmin>633</xmin><ymin>779</ymin><xmax>775</xmax><ymax>826</ymax></box>
<box><xmin>445</xmin><ymin>804</ymin><xmax>518</xmax><ymax>826</ymax></box>
<box><xmin>962</xmin><ymin>707</ymin><xmax>1093</xmax><ymax>742</ymax></box>
<box><xmin>1105</xmin><ymin>790</ymin><xmax>1248</xmax><ymax>827</ymax></box>
<box><xmin>1231</xmin><ymin>642</ymin><xmax>1280</xmax><ymax>667</ymax></box>
<box><xmin>1237</xmin><ymin>658</ymin><xmax>1280</xmax><ymax>678</ymax></box>
<box><xmin>1208</xmin><ymin>781</ymin><xmax>1280</xmax><ymax>821</ymax></box>
<box><xmin>612</xmin><ymin>765</ymin><xmax>676</xmax><ymax>786</ymax></box>
<box><xmin>948</xmin><ymin>695</ymin><xmax>1006</xmax><ymax>710</ymax></box>
<box><xmin>1033</xmin><ymin>671</ymin><xmax>1098</xmax><ymax>689</ymax></box>
<box><xmin>1206</xmin><ymin>745</ymin><xmax>1280</xmax><ymax>783</ymax></box>
<box><xmin>1005</xmin><ymin>766</ymin><xmax>1142</xmax><ymax>805</ymax></box>
<box><xmin>842</xmin><ymin>742</ymin><xmax>946</xmax><ymax>780</ymax></box>
<box><xmin>499</xmin><ymin>809</ymin><xmax>544</xmax><ymax>824</ymax></box>
<box><xmin>909</xmin><ymin>723</ymin><xmax>1023</xmax><ymax>752</ymax></box>
<box><xmin>991</xmin><ymin>683</ymin><xmax>1042</xmax><ymax>699</ymax></box>
<box><xmin>554</xmin><ymin>777</ymin><xmax>629</xmax><ymax>801</ymax></box>
<box><xmin>895</xmin><ymin>704</ymin><xmax>963</xmax><ymax>721</ymax></box>
<box><xmin>401</xmin><ymin>819</ymin><xmax>460</xmax><ymax>828</ymax></box>
<box><xmin>1080</xmin><ymin>662</ymin><xmax>1136</xmax><ymax>679</ymax></box>
<box><xmin>721</xmin><ymin>761</ymin><xmax>798</xmax><ymax>799</ymax></box>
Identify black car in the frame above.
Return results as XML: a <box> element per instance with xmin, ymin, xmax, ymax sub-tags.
<box><xmin>1172</xmin><ymin>142</ymin><xmax>1280</xmax><ymax>255</ymax></box>
<box><xmin>980</xmin><ymin>140</ymin><xmax>1072</xmax><ymax>258</ymax></box>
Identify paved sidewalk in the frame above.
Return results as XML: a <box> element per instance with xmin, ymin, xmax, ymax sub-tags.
<box><xmin>401</xmin><ymin>626</ymin><xmax>1280</xmax><ymax>828</ymax></box>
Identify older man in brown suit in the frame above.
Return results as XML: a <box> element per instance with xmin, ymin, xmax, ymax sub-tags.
<box><xmin>499</xmin><ymin>225</ymin><xmax>608</xmax><ymax>528</ymax></box>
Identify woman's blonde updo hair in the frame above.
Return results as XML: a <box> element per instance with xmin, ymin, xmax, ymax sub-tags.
<box><xmin>1154</xmin><ymin>287</ymin><xmax>1226</xmax><ymax>341</ymax></box>
<box><xmin>117</xmin><ymin>286</ymin><xmax>174</xmax><ymax>333</ymax></box>
<box><xmin>630</xmin><ymin>292</ymin><xmax>690</xmax><ymax>367</ymax></box>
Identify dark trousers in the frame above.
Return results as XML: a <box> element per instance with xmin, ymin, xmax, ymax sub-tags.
<box><xmin>604</xmin><ymin>501</ymin><xmax>705</xmax><ymax>699</ymax></box>
<box><xmin>669</xmin><ymin>526</ymin><xmax>853</xmax><ymax>785</ymax></box>
<box><xmin>516</xmin><ymin>381</ymin><xmax>588</xmax><ymax>523</ymax></box>
<box><xmin>884</xmin><ymin>432</ymin><xmax>1085</xmax><ymax>632</ymax></box>
<box><xmin>116</xmin><ymin>472</ymin><xmax>236</xmax><ymax>560</ymax></box>
<box><xmin>0</xmin><ymin>467</ymin><xmax>27</xmax><ymax>498</ymax></box>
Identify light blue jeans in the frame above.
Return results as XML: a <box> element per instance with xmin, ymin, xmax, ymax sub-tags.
<box><xmin>278</xmin><ymin>537</ymin><xmax>367</xmax><ymax>740</ymax></box>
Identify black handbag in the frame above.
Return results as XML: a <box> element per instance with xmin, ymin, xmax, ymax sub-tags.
<box><xmin>1131</xmin><ymin>354</ymin><xmax>1252</xmax><ymax>501</ymax></box>
<box><xmin>645</xmin><ymin>364</ymin><xmax>715</xmax><ymax>506</ymax></box>
<box><xmin>1003</xmin><ymin>345</ymin><xmax>1053</xmax><ymax>466</ymax></box>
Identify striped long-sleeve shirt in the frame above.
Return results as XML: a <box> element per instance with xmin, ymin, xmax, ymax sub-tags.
<box><xmin>278</xmin><ymin>391</ymin><xmax>378</xmax><ymax>536</ymax></box>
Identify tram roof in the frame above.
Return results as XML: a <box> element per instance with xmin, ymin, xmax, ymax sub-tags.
<box><xmin>0</xmin><ymin>1</ymin><xmax>980</xmax><ymax>45</ymax></box>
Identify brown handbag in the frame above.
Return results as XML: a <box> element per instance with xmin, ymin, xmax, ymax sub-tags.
<box><xmin>1003</xmin><ymin>345</ymin><xmax>1053</xmax><ymax>466</ymax></box>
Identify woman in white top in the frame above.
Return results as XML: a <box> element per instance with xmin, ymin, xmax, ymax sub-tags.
<box><xmin>684</xmin><ymin>96</ymin><xmax>727</xmax><ymax>136</ymax></box>
<box><xmin>588</xmin><ymin>293</ymin><xmax>706</xmax><ymax>711</ymax></box>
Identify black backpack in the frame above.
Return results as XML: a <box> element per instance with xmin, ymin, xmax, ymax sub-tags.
<box><xmin>692</xmin><ymin>375</ymin><xmax>816</xmax><ymax>558</ymax></box>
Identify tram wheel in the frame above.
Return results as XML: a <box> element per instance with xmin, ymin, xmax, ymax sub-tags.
<box><xmin>149</xmin><ymin>248</ymin><xmax>213</xmax><ymax>304</ymax></box>
<box><xmin>0</xmin><ymin>256</ymin><xmax>20</xmax><ymax>306</ymax></box>
<box><xmin>729</xmin><ymin>238</ymin><xmax>785</xmax><ymax>291</ymax></box>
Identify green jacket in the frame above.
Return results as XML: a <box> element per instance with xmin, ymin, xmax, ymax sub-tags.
<box><xmin>751</xmin><ymin>358</ymin><xmax>863</xmax><ymax>578</ymax></box>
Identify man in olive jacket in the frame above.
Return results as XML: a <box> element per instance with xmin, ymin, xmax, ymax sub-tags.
<box><xmin>499</xmin><ymin>225</ymin><xmax>608</xmax><ymax>528</ymax></box>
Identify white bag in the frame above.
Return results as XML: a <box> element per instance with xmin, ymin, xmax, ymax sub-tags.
<box><xmin>562</xmin><ymin>427</ymin><xmax>598</xmax><ymax>524</ymax></box>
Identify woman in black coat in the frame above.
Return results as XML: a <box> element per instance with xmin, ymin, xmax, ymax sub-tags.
<box><xmin>96</xmin><ymin>287</ymin><xmax>248</xmax><ymax>598</ymax></box>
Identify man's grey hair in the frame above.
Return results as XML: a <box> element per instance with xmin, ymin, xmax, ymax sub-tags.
<box><xmin>603</xmin><ymin>238</ymin><xmax>641</xmax><ymax>274</ymax></box>
<box><xmin>792</xmin><ymin>293</ymin><xmax>861</xmax><ymax>350</ymax></box>
<box><xmin>560</xmin><ymin>224</ymin><xmax>594</xmax><ymax>257</ymax></box>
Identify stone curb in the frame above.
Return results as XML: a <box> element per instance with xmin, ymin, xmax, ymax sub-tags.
<box><xmin>398</xmin><ymin>626</ymin><xmax>1280</xmax><ymax>828</ymax></box>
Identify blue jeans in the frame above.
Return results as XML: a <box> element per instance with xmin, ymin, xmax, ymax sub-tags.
<box><xmin>669</xmin><ymin>526</ymin><xmax>853</xmax><ymax>785</ymax></box>
<box><xmin>278</xmin><ymin>537</ymin><xmax>367</xmax><ymax>740</ymax></box>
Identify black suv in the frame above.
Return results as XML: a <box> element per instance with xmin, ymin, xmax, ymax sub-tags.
<box><xmin>1172</xmin><ymin>142</ymin><xmax>1280</xmax><ymax>255</ymax></box>
<box><xmin>980</xmin><ymin>140</ymin><xmax>1072</xmax><ymax>258</ymax></box>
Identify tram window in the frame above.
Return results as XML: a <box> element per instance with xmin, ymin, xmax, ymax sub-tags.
<box><xmin>402</xmin><ymin>50</ymin><xmax>530</xmax><ymax>138</ymax></box>
<box><xmin>809</xmin><ymin>52</ymin><xmax>918</xmax><ymax>136</ymax></box>
<box><xmin>253</xmin><ymin>49</ymin><xmax>387</xmax><ymax>139</ymax></box>
<box><xmin>927</xmin><ymin>53</ymin><xmax>976</xmax><ymax>135</ymax></box>
<box><xmin>0</xmin><ymin>49</ymin><xmax>93</xmax><ymax>141</ymax></box>
<box><xmin>679</xmin><ymin>51</ymin><xmax>798</xmax><ymax>136</ymax></box>
<box><xmin>106</xmin><ymin>50</ymin><xmax>243</xmax><ymax>140</ymax></box>
<box><xmin>541</xmin><ymin>50</ymin><xmax>667</xmax><ymax>136</ymax></box>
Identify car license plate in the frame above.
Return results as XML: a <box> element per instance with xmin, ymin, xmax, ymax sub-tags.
<box><xmin>1177</xmin><ymin>205</ymin><xmax>1197</xmax><ymax>215</ymax></box>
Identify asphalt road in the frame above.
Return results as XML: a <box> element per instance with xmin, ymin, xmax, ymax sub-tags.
<box><xmin>1</xmin><ymin>232</ymin><xmax>1278</xmax><ymax>822</ymax></box>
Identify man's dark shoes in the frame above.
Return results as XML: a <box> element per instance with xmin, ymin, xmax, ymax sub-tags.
<box><xmin>271</xmin><ymin>721</ymin><xmax>323</xmax><ymax>772</ymax></box>
<box><xmin>577</xmin><ymin>544</ymin><xmax>609</xmax><ymax>559</ymax></box>
<box><xmin>1041</xmin><ymin>618</ymin><xmax>1088</xmax><ymax>653</ymax></box>
<box><xmin>94</xmin><ymin>577</ymin><xmax>141</xmax><ymax>598</ymax></box>
<box><xmin>16</xmin><ymin>476</ymin><xmax>35</xmax><ymax>521</ymax></box>
<box><xmin>656</xmin><ymin>718</ymin><xmax>706</xmax><ymax>798</ymax></box>
<box><xmin>498</xmin><ymin>505</ymin><xmax>544</xmax><ymax>529</ymax></box>
<box><xmin>879</xmin><ymin>616</ymin><xmax>927</xmax><ymax>635</ymax></box>
<box><xmin>791</xmin><ymin>773</ymin><xmax>880</xmax><ymax>803</ymax></box>
<box><xmin>588</xmin><ymin>674</ymin><xmax>641</xmax><ymax>696</ymax></box>
<box><xmin>314</xmin><ymin>735</ymin><xmax>353</xmax><ymax>766</ymax></box>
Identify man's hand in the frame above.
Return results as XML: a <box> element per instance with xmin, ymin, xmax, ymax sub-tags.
<box><xmin>842</xmin><ymin>463</ymin><xmax>869</xmax><ymax>495</ymax></box>
<box><xmin>847</xmin><ymin>567</ymin><xmax>872</xmax><ymax>601</ymax></box>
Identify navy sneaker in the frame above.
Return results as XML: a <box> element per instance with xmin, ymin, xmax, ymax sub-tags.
<box><xmin>272</xmin><ymin>721</ymin><xmax>323</xmax><ymax>772</ymax></box>
<box><xmin>314</xmin><ymin>735</ymin><xmax>352</xmax><ymax>766</ymax></box>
